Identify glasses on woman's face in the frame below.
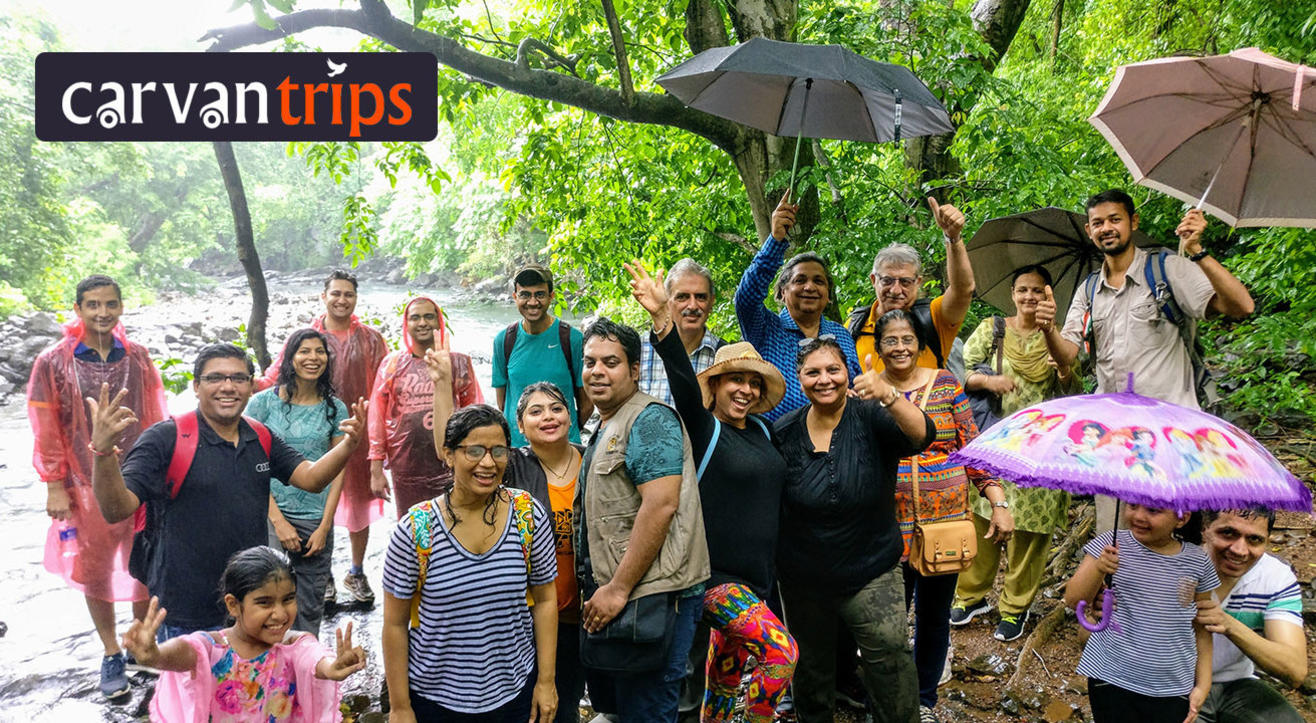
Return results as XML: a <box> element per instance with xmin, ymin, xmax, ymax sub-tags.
<box><xmin>879</xmin><ymin>335</ymin><xmax>918</xmax><ymax>349</ymax></box>
<box><xmin>456</xmin><ymin>444</ymin><xmax>510</xmax><ymax>462</ymax></box>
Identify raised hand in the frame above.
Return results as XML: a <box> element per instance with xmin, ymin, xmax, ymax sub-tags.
<box><xmin>1035</xmin><ymin>285</ymin><xmax>1057</xmax><ymax>332</ymax></box>
<box><xmin>423</xmin><ymin>335</ymin><xmax>453</xmax><ymax>388</ymax></box>
<box><xmin>1176</xmin><ymin>208</ymin><xmax>1207</xmax><ymax>256</ymax></box>
<box><xmin>85</xmin><ymin>382</ymin><xmax>137</xmax><ymax>454</ymax></box>
<box><xmin>771</xmin><ymin>192</ymin><xmax>798</xmax><ymax>241</ymax></box>
<box><xmin>121</xmin><ymin>596</ymin><xmax>168</xmax><ymax>667</ymax></box>
<box><xmin>319</xmin><ymin>621</ymin><xmax>366</xmax><ymax>681</ymax></box>
<box><xmin>623</xmin><ymin>261</ymin><xmax>669</xmax><ymax>318</ymax></box>
<box><xmin>927</xmin><ymin>196</ymin><xmax>966</xmax><ymax>241</ymax></box>
<box><xmin>338</xmin><ymin>398</ymin><xmax>368</xmax><ymax>445</ymax></box>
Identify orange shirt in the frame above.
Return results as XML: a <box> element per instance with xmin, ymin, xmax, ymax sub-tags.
<box><xmin>548</xmin><ymin>478</ymin><xmax>580</xmax><ymax>623</ymax></box>
<box><xmin>856</xmin><ymin>295</ymin><xmax>961</xmax><ymax>373</ymax></box>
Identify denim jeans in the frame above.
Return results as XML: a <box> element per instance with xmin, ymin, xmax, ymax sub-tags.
<box><xmin>555</xmin><ymin>622</ymin><xmax>586</xmax><ymax>723</ymax></box>
<box><xmin>901</xmin><ymin>563</ymin><xmax>958</xmax><ymax>708</ymax></box>
<box><xmin>1197</xmin><ymin>678</ymin><xmax>1304</xmax><ymax>723</ymax></box>
<box><xmin>267</xmin><ymin>515</ymin><xmax>334</xmax><ymax>634</ymax></box>
<box><xmin>585</xmin><ymin>591</ymin><xmax>702</xmax><ymax>723</ymax></box>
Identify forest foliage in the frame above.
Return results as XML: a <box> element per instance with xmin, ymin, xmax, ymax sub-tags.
<box><xmin>2</xmin><ymin>0</ymin><xmax>1315</xmax><ymax>425</ymax></box>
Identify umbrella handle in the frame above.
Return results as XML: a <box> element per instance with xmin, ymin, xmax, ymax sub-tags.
<box><xmin>786</xmin><ymin>78</ymin><xmax>813</xmax><ymax>200</ymax></box>
<box><xmin>1075</xmin><ymin>588</ymin><xmax>1120</xmax><ymax>633</ymax></box>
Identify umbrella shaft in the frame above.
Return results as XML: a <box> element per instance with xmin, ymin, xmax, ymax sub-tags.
<box><xmin>787</xmin><ymin>78</ymin><xmax>813</xmax><ymax>201</ymax></box>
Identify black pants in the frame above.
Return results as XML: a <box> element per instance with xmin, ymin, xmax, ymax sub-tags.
<box><xmin>1088</xmin><ymin>678</ymin><xmax>1189</xmax><ymax>722</ymax></box>
<box><xmin>410</xmin><ymin>668</ymin><xmax>537</xmax><ymax>722</ymax></box>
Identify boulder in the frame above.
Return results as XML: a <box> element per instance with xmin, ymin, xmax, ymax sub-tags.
<box><xmin>24</xmin><ymin>312</ymin><xmax>64</xmax><ymax>337</ymax></box>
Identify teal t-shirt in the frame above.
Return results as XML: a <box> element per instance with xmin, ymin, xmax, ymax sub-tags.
<box><xmin>245</xmin><ymin>388</ymin><xmax>349</xmax><ymax>520</ymax></box>
<box><xmin>492</xmin><ymin>318</ymin><xmax>584</xmax><ymax>447</ymax></box>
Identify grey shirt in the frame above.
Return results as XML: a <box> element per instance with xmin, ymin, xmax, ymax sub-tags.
<box><xmin>1060</xmin><ymin>246</ymin><xmax>1214</xmax><ymax>408</ymax></box>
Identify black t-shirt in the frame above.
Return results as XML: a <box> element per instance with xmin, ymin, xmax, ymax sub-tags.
<box><xmin>121</xmin><ymin>412</ymin><xmax>304</xmax><ymax>629</ymax></box>
<box><xmin>773</xmin><ymin>399</ymin><xmax>933</xmax><ymax>596</ymax></box>
<box><xmin>652</xmin><ymin>329</ymin><xmax>785</xmax><ymax>599</ymax></box>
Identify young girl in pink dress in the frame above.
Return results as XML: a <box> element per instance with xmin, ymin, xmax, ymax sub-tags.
<box><xmin>122</xmin><ymin>546</ymin><xmax>366</xmax><ymax>722</ymax></box>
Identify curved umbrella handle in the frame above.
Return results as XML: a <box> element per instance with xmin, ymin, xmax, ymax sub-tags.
<box><xmin>1076</xmin><ymin>589</ymin><xmax>1120</xmax><ymax>633</ymax></box>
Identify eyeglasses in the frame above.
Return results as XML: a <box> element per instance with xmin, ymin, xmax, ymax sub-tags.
<box><xmin>797</xmin><ymin>334</ymin><xmax>837</xmax><ymax>348</ymax></box>
<box><xmin>516</xmin><ymin>290</ymin><xmax>550</xmax><ymax>301</ymax></box>
<box><xmin>878</xmin><ymin>275</ymin><xmax>918</xmax><ymax>289</ymax></box>
<box><xmin>198</xmin><ymin>373</ymin><xmax>253</xmax><ymax>386</ymax></box>
<box><xmin>456</xmin><ymin>444</ymin><xmax>510</xmax><ymax>461</ymax></box>
<box><xmin>879</xmin><ymin>335</ymin><xmax>919</xmax><ymax>349</ymax></box>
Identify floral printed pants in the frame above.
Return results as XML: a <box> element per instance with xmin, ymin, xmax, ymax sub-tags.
<box><xmin>701</xmin><ymin>583</ymin><xmax>798</xmax><ymax>723</ymax></box>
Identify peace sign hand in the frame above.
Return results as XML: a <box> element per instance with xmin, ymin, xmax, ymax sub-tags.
<box><xmin>121</xmin><ymin>596</ymin><xmax>167</xmax><ymax>667</ymax></box>
<box><xmin>85</xmin><ymin>382</ymin><xmax>137</xmax><ymax>455</ymax></box>
<box><xmin>320</xmin><ymin>621</ymin><xmax>366</xmax><ymax>681</ymax></box>
<box><xmin>338</xmin><ymin>398</ymin><xmax>369</xmax><ymax>446</ymax></box>
<box><xmin>424</xmin><ymin>335</ymin><xmax>453</xmax><ymax>388</ymax></box>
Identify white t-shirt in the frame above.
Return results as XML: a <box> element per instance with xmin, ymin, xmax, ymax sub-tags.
<box><xmin>1212</xmin><ymin>554</ymin><xmax>1304</xmax><ymax>683</ymax></box>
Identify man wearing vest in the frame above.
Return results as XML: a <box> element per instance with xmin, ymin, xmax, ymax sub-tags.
<box><xmin>1036</xmin><ymin>189</ymin><xmax>1254</xmax><ymax>531</ymax></box>
<box><xmin>256</xmin><ymin>269</ymin><xmax>389</xmax><ymax>607</ymax></box>
<box><xmin>576</xmin><ymin>317</ymin><xmax>710</xmax><ymax>722</ymax></box>
<box><xmin>494</xmin><ymin>264</ymin><xmax>591</xmax><ymax>447</ymax></box>
<box><xmin>88</xmin><ymin>343</ymin><xmax>366</xmax><ymax>640</ymax></box>
<box><xmin>849</xmin><ymin>197</ymin><xmax>976</xmax><ymax>374</ymax></box>
<box><xmin>638</xmin><ymin>258</ymin><xmax>725</xmax><ymax>406</ymax></box>
<box><xmin>1194</xmin><ymin>509</ymin><xmax>1306</xmax><ymax>723</ymax></box>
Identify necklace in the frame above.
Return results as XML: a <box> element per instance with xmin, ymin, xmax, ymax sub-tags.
<box><xmin>540</xmin><ymin>448</ymin><xmax>578</xmax><ymax>480</ymax></box>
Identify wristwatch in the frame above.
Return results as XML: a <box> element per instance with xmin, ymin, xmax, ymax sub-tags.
<box><xmin>992</xmin><ymin>500</ymin><xmax>1010</xmax><ymax>509</ymax></box>
<box><xmin>1189</xmin><ymin>249</ymin><xmax>1210</xmax><ymax>262</ymax></box>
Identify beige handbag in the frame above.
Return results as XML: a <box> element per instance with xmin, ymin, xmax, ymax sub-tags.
<box><xmin>905</xmin><ymin>372</ymin><xmax>978</xmax><ymax>576</ymax></box>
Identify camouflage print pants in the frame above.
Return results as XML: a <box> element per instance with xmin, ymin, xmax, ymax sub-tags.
<box><xmin>780</xmin><ymin>566</ymin><xmax>919</xmax><ymax>723</ymax></box>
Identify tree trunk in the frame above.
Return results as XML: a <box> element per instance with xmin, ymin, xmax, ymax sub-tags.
<box><xmin>211</xmin><ymin>141</ymin><xmax>271</xmax><ymax>369</ymax></box>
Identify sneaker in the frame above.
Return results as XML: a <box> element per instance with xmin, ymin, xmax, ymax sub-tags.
<box><xmin>918</xmin><ymin>705</ymin><xmax>941</xmax><ymax>723</ymax></box>
<box><xmin>99</xmin><ymin>652</ymin><xmax>130</xmax><ymax>700</ymax></box>
<box><xmin>994</xmin><ymin>611</ymin><xmax>1028</xmax><ymax>642</ymax></box>
<box><xmin>948</xmin><ymin>599</ymin><xmax>992</xmax><ymax>626</ymax></box>
<box><xmin>324</xmin><ymin>581</ymin><xmax>337</xmax><ymax>605</ymax></box>
<box><xmin>835</xmin><ymin>674</ymin><xmax>867</xmax><ymax>710</ymax></box>
<box><xmin>343</xmin><ymin>572</ymin><xmax>375</xmax><ymax>604</ymax></box>
<box><xmin>938</xmin><ymin>644</ymin><xmax>953</xmax><ymax>686</ymax></box>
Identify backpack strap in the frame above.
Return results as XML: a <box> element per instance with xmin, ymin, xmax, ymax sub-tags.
<box><xmin>845</xmin><ymin>305</ymin><xmax>871</xmax><ymax>340</ymax></box>
<box><xmin>501</xmin><ymin>322</ymin><xmax>520</xmax><ymax>373</ymax></box>
<box><xmin>557</xmin><ymin>320</ymin><xmax>577</xmax><ymax>386</ymax></box>
<box><xmin>696</xmin><ymin>418</ymin><xmax>723</xmax><ymax>481</ymax></box>
<box><xmin>748</xmin><ymin>415</ymin><xmax>770</xmax><ymax>439</ymax></box>
<box><xmin>1144</xmin><ymin>248</ymin><xmax>1188</xmax><ymax>328</ymax></box>
<box><xmin>165</xmin><ymin>411</ymin><xmax>199</xmax><ymax>499</ymax></box>
<box><xmin>910</xmin><ymin>299</ymin><xmax>944</xmax><ymax>368</ymax></box>
<box><xmin>991</xmin><ymin>316</ymin><xmax>1006</xmax><ymax>374</ymax></box>
<box><xmin>407</xmin><ymin>499</ymin><xmax>437</xmax><ymax>629</ymax></box>
<box><xmin>1081</xmin><ymin>271</ymin><xmax>1101</xmax><ymax>355</ymax></box>
<box><xmin>245</xmin><ymin>417</ymin><xmax>273</xmax><ymax>457</ymax></box>
<box><xmin>509</xmin><ymin>489</ymin><xmax>536</xmax><ymax>607</ymax></box>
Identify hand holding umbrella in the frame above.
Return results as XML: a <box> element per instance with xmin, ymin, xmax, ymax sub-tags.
<box><xmin>772</xmin><ymin>193</ymin><xmax>798</xmax><ymax>239</ymax></box>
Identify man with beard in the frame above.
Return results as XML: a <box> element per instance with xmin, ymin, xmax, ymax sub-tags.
<box><xmin>258</xmin><ymin>269</ymin><xmax>389</xmax><ymax>607</ymax></box>
<box><xmin>368</xmin><ymin>297</ymin><xmax>484</xmax><ymax>516</ymax></box>
<box><xmin>89</xmin><ymin>343</ymin><xmax>366</xmax><ymax>638</ymax></box>
<box><xmin>1037</xmin><ymin>189</ymin><xmax>1253</xmax><ymax>531</ymax></box>
<box><xmin>638</xmin><ymin>258</ymin><xmax>726</xmax><ymax>407</ymax></box>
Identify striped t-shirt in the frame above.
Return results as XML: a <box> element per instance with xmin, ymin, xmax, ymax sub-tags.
<box><xmin>382</xmin><ymin>493</ymin><xmax>556</xmax><ymax>712</ymax></box>
<box><xmin>1076</xmin><ymin>530</ymin><xmax>1220</xmax><ymax>696</ymax></box>
<box><xmin>1212</xmin><ymin>553</ymin><xmax>1303</xmax><ymax>683</ymax></box>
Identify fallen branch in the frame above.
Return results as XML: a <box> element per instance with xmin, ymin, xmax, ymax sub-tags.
<box><xmin>1006</xmin><ymin>603</ymin><xmax>1069</xmax><ymax>691</ymax></box>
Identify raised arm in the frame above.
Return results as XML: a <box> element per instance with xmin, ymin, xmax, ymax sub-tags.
<box><xmin>1037</xmin><ymin>285</ymin><xmax>1081</xmax><ymax>371</ymax></box>
<box><xmin>928</xmin><ymin>197</ymin><xmax>975</xmax><ymax>329</ymax></box>
<box><xmin>425</xmin><ymin>339</ymin><xmax>455</xmax><ymax>454</ymax></box>
<box><xmin>1196</xmin><ymin>596</ymin><xmax>1308</xmax><ymax>686</ymax></box>
<box><xmin>287</xmin><ymin>399</ymin><xmax>367</xmax><ymax>492</ymax></box>
<box><xmin>120</xmin><ymin>597</ymin><xmax>198</xmax><ymax>673</ymax></box>
<box><xmin>735</xmin><ymin>194</ymin><xmax>795</xmax><ymax>346</ymax></box>
<box><xmin>1188</xmin><ymin>590</ymin><xmax>1214</xmax><ymax>723</ymax></box>
<box><xmin>87</xmin><ymin>383</ymin><xmax>143</xmax><ymax>523</ymax></box>
<box><xmin>1176</xmin><ymin>210</ymin><xmax>1254</xmax><ymax>319</ymax></box>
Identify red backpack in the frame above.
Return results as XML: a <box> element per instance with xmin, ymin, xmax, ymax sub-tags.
<box><xmin>127</xmin><ymin>411</ymin><xmax>272</xmax><ymax>584</ymax></box>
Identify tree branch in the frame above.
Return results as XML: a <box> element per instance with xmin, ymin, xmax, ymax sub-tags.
<box><xmin>715</xmin><ymin>231</ymin><xmax>757</xmax><ymax>255</ymax></box>
<box><xmin>600</xmin><ymin>0</ymin><xmax>634</xmax><ymax>103</ymax></box>
<box><xmin>515</xmin><ymin>37</ymin><xmax>581</xmax><ymax>76</ymax></box>
<box><xmin>202</xmin><ymin>1</ymin><xmax>739</xmax><ymax>149</ymax></box>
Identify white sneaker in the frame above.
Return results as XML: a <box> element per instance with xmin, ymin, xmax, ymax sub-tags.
<box><xmin>938</xmin><ymin>644</ymin><xmax>953</xmax><ymax>686</ymax></box>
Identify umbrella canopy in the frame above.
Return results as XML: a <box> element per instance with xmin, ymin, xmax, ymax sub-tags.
<box><xmin>1090</xmin><ymin>48</ymin><xmax>1316</xmax><ymax>228</ymax></box>
<box><xmin>655</xmin><ymin>37</ymin><xmax>953</xmax><ymax>143</ymax></box>
<box><xmin>947</xmin><ymin>387</ymin><xmax>1311</xmax><ymax>515</ymax></box>
<box><xmin>966</xmin><ymin>206</ymin><xmax>1160</xmax><ymax>315</ymax></box>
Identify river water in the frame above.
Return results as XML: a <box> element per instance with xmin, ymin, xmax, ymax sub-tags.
<box><xmin>0</xmin><ymin>279</ymin><xmax>536</xmax><ymax>722</ymax></box>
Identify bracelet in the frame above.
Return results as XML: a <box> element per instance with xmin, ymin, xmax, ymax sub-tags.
<box><xmin>652</xmin><ymin>315</ymin><xmax>672</xmax><ymax>335</ymax></box>
<box><xmin>1189</xmin><ymin>249</ymin><xmax>1209</xmax><ymax>262</ymax></box>
<box><xmin>87</xmin><ymin>441</ymin><xmax>121</xmax><ymax>458</ymax></box>
<box><xmin>877</xmin><ymin>390</ymin><xmax>899</xmax><ymax>407</ymax></box>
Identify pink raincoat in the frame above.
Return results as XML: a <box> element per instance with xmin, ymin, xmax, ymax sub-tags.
<box><xmin>149</xmin><ymin>631</ymin><xmax>341</xmax><ymax>722</ymax></box>
<box><xmin>29</xmin><ymin>319</ymin><xmax>167</xmax><ymax>602</ymax></box>
<box><xmin>258</xmin><ymin>315</ymin><xmax>389</xmax><ymax>532</ymax></box>
<box><xmin>366</xmin><ymin>297</ymin><xmax>484</xmax><ymax>516</ymax></box>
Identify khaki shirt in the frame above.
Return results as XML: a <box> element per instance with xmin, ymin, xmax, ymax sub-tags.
<box><xmin>1060</xmin><ymin>246</ymin><xmax>1214</xmax><ymax>408</ymax></box>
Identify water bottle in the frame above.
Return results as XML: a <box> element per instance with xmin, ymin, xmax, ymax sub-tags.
<box><xmin>57</xmin><ymin>523</ymin><xmax>78</xmax><ymax>576</ymax></box>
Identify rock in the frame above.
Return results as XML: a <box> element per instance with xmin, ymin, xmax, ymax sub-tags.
<box><xmin>341</xmin><ymin>694</ymin><xmax>372</xmax><ymax>713</ymax></box>
<box><xmin>0</xmin><ymin>620</ymin><xmax>6</xmax><ymax>637</ymax></box>
<box><xmin>967</xmin><ymin>653</ymin><xmax>1011</xmax><ymax>676</ymax></box>
<box><xmin>472</xmin><ymin>277</ymin><xmax>506</xmax><ymax>298</ymax></box>
<box><xmin>999</xmin><ymin>694</ymin><xmax>1021</xmax><ymax>715</ymax></box>
<box><xmin>357</xmin><ymin>713</ymin><xmax>387</xmax><ymax>723</ymax></box>
<box><xmin>20</xmin><ymin>336</ymin><xmax>51</xmax><ymax>361</ymax></box>
<box><xmin>24</xmin><ymin>311</ymin><xmax>63</xmax><ymax>336</ymax></box>
<box><xmin>182</xmin><ymin>321</ymin><xmax>203</xmax><ymax>337</ymax></box>
<box><xmin>0</xmin><ymin>381</ymin><xmax>13</xmax><ymax>396</ymax></box>
<box><xmin>1043</xmin><ymin>698</ymin><xmax>1076</xmax><ymax>722</ymax></box>
<box><xmin>215</xmin><ymin>326</ymin><xmax>241</xmax><ymax>343</ymax></box>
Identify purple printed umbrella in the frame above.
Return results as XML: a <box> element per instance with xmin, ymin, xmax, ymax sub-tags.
<box><xmin>947</xmin><ymin>380</ymin><xmax>1310</xmax><ymax>630</ymax></box>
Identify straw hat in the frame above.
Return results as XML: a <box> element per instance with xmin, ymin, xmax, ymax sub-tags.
<box><xmin>695</xmin><ymin>342</ymin><xmax>786</xmax><ymax>415</ymax></box>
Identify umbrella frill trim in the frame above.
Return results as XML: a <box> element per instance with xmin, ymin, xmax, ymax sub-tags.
<box><xmin>947</xmin><ymin>451</ymin><xmax>1313</xmax><ymax>515</ymax></box>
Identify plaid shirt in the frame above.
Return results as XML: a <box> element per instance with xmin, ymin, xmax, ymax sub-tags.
<box><xmin>734</xmin><ymin>235</ymin><xmax>861</xmax><ymax>422</ymax></box>
<box><xmin>638</xmin><ymin>331</ymin><xmax>723</xmax><ymax>406</ymax></box>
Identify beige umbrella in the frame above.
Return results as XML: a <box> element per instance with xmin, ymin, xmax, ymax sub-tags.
<box><xmin>1090</xmin><ymin>48</ymin><xmax>1316</xmax><ymax>228</ymax></box>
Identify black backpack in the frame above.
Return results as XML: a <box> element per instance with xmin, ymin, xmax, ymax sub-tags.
<box><xmin>847</xmin><ymin>297</ymin><xmax>944</xmax><ymax>368</ymax></box>
<box><xmin>501</xmin><ymin>319</ymin><xmax>579</xmax><ymax>384</ymax></box>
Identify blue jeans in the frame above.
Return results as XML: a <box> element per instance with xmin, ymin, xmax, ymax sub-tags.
<box><xmin>901</xmin><ymin>563</ymin><xmax>957</xmax><ymax>709</ymax></box>
<box><xmin>586</xmin><ymin>591</ymin><xmax>702</xmax><ymax>723</ymax></box>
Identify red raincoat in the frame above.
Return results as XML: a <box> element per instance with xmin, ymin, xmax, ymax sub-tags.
<box><xmin>258</xmin><ymin>314</ymin><xmax>389</xmax><ymax>532</ymax></box>
<box><xmin>28</xmin><ymin>319</ymin><xmax>167</xmax><ymax>602</ymax></box>
<box><xmin>366</xmin><ymin>298</ymin><xmax>484</xmax><ymax>516</ymax></box>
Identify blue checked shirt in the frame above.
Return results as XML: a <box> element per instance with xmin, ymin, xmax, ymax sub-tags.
<box><xmin>639</xmin><ymin>331</ymin><xmax>723</xmax><ymax>406</ymax></box>
<box><xmin>735</xmin><ymin>235</ymin><xmax>861</xmax><ymax>421</ymax></box>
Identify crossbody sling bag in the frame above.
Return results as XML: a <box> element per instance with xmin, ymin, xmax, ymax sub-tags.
<box><xmin>906</xmin><ymin>372</ymin><xmax>978</xmax><ymax>576</ymax></box>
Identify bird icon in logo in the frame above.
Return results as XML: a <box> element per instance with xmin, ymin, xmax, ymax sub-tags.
<box><xmin>326</xmin><ymin>58</ymin><xmax>347</xmax><ymax>77</ymax></box>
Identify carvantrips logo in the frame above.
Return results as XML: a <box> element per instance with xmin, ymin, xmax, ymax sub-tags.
<box><xmin>36</xmin><ymin>52</ymin><xmax>437</xmax><ymax>141</ymax></box>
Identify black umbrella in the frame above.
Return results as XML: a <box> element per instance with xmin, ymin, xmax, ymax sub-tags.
<box><xmin>655</xmin><ymin>37</ymin><xmax>952</xmax><ymax>191</ymax></box>
<box><xmin>966</xmin><ymin>206</ymin><xmax>1161</xmax><ymax>315</ymax></box>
